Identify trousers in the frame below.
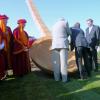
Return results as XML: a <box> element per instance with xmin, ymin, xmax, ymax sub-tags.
<box><xmin>51</xmin><ymin>48</ymin><xmax>68</xmax><ymax>82</ymax></box>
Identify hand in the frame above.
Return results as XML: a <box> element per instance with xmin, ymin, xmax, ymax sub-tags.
<box><xmin>0</xmin><ymin>41</ymin><xmax>5</xmax><ymax>50</ymax></box>
<box><xmin>24</xmin><ymin>47</ymin><xmax>29</xmax><ymax>51</ymax></box>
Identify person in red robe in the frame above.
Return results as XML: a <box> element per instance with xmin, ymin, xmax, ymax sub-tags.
<box><xmin>0</xmin><ymin>15</ymin><xmax>13</xmax><ymax>76</ymax></box>
<box><xmin>0</xmin><ymin>28</ymin><xmax>6</xmax><ymax>80</ymax></box>
<box><xmin>13</xmin><ymin>19</ymin><xmax>31</xmax><ymax>76</ymax></box>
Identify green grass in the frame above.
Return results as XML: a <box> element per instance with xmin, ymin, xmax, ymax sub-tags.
<box><xmin>0</xmin><ymin>69</ymin><xmax>100</xmax><ymax>100</ymax></box>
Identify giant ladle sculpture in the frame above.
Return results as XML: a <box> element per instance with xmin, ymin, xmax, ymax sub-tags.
<box><xmin>26</xmin><ymin>0</ymin><xmax>77</xmax><ymax>74</ymax></box>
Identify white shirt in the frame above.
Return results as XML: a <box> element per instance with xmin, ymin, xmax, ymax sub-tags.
<box><xmin>89</xmin><ymin>26</ymin><xmax>93</xmax><ymax>33</ymax></box>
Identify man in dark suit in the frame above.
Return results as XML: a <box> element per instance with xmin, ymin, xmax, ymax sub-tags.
<box><xmin>70</xmin><ymin>22</ymin><xmax>91</xmax><ymax>79</ymax></box>
<box><xmin>86</xmin><ymin>19</ymin><xmax>100</xmax><ymax>72</ymax></box>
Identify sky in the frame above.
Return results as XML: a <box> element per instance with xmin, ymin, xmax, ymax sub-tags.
<box><xmin>0</xmin><ymin>0</ymin><xmax>100</xmax><ymax>38</ymax></box>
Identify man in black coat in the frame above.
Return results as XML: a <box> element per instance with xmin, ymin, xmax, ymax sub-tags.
<box><xmin>70</xmin><ymin>22</ymin><xmax>91</xmax><ymax>79</ymax></box>
<box><xmin>86</xmin><ymin>19</ymin><xmax>100</xmax><ymax>72</ymax></box>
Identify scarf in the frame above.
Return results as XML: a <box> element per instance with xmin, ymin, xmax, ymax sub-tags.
<box><xmin>19</xmin><ymin>27</ymin><xmax>28</xmax><ymax>46</ymax></box>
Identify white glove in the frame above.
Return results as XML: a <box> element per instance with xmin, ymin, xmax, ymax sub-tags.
<box><xmin>97</xmin><ymin>46</ymin><xmax>100</xmax><ymax>52</ymax></box>
<box><xmin>68</xmin><ymin>35</ymin><xmax>71</xmax><ymax>44</ymax></box>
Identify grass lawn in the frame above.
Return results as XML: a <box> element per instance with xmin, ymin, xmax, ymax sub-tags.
<box><xmin>0</xmin><ymin>68</ymin><xmax>100</xmax><ymax>100</ymax></box>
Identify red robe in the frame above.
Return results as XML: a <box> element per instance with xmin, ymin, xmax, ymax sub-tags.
<box><xmin>0</xmin><ymin>29</ymin><xmax>6</xmax><ymax>80</ymax></box>
<box><xmin>13</xmin><ymin>27</ymin><xmax>31</xmax><ymax>76</ymax></box>
<box><xmin>2</xmin><ymin>26</ymin><xmax>13</xmax><ymax>70</ymax></box>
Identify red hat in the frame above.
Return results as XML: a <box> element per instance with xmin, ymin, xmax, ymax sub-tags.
<box><xmin>0</xmin><ymin>15</ymin><xmax>9</xmax><ymax>20</ymax></box>
<box><xmin>17</xmin><ymin>19</ymin><xmax>27</xmax><ymax>24</ymax></box>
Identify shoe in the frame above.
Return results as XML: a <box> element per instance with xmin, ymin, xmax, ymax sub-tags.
<box><xmin>62</xmin><ymin>78</ymin><xmax>70</xmax><ymax>83</ymax></box>
<box><xmin>80</xmin><ymin>76</ymin><xmax>87</xmax><ymax>80</ymax></box>
<box><xmin>55</xmin><ymin>80</ymin><xmax>60</xmax><ymax>82</ymax></box>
